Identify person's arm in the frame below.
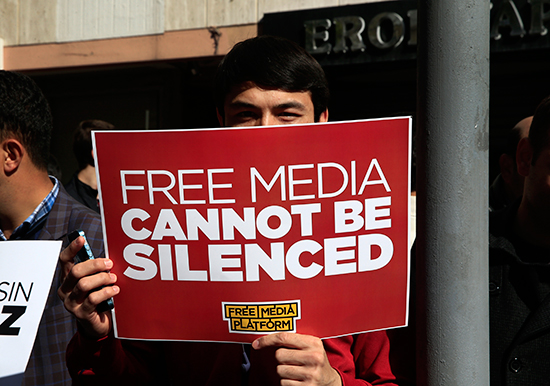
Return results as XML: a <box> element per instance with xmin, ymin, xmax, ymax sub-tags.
<box><xmin>58</xmin><ymin>237</ymin><xmax>150</xmax><ymax>384</ymax></box>
<box><xmin>325</xmin><ymin>333</ymin><xmax>407</xmax><ymax>386</ymax></box>
<box><xmin>59</xmin><ymin>238</ymin><xmax>164</xmax><ymax>384</ymax></box>
<box><xmin>66</xmin><ymin>328</ymin><xmax>161</xmax><ymax>386</ymax></box>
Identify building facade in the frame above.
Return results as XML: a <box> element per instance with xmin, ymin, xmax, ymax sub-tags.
<box><xmin>1</xmin><ymin>0</ymin><xmax>549</xmax><ymax>182</ymax></box>
<box><xmin>0</xmin><ymin>0</ymin><xmax>390</xmax><ymax>181</ymax></box>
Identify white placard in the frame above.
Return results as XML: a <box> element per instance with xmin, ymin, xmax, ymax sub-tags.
<box><xmin>0</xmin><ymin>241</ymin><xmax>62</xmax><ymax>383</ymax></box>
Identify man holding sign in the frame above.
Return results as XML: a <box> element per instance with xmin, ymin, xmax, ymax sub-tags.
<box><xmin>0</xmin><ymin>71</ymin><xmax>104</xmax><ymax>385</ymax></box>
<box><xmin>59</xmin><ymin>36</ymin><xmax>412</xmax><ymax>385</ymax></box>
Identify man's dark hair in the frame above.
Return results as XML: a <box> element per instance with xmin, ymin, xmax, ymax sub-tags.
<box><xmin>529</xmin><ymin>96</ymin><xmax>550</xmax><ymax>163</ymax></box>
<box><xmin>213</xmin><ymin>35</ymin><xmax>330</xmax><ymax>122</ymax></box>
<box><xmin>73</xmin><ymin>119</ymin><xmax>115</xmax><ymax>170</ymax></box>
<box><xmin>0</xmin><ymin>71</ymin><xmax>52</xmax><ymax>170</ymax></box>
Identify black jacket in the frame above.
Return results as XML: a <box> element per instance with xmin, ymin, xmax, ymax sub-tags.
<box><xmin>489</xmin><ymin>204</ymin><xmax>550</xmax><ymax>385</ymax></box>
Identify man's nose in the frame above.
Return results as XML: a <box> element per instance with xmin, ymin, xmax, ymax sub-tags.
<box><xmin>259</xmin><ymin>113</ymin><xmax>277</xmax><ymax>126</ymax></box>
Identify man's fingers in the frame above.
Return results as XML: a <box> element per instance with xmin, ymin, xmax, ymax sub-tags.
<box><xmin>274</xmin><ymin>348</ymin><xmax>306</xmax><ymax>366</ymax></box>
<box><xmin>59</xmin><ymin>236</ymin><xmax>84</xmax><ymax>281</ymax></box>
<box><xmin>58</xmin><ymin>258</ymin><xmax>114</xmax><ymax>301</ymax></box>
<box><xmin>56</xmin><ymin>245</ymin><xmax>118</xmax><ymax>339</ymax></box>
<box><xmin>81</xmin><ymin>284</ymin><xmax>119</xmax><ymax>313</ymax></box>
<box><xmin>62</xmin><ymin>271</ymin><xmax>112</xmax><ymax>306</ymax></box>
<box><xmin>60</xmin><ymin>272</ymin><xmax>118</xmax><ymax>319</ymax></box>
<box><xmin>273</xmin><ymin>343</ymin><xmax>328</xmax><ymax>368</ymax></box>
<box><xmin>277</xmin><ymin>364</ymin><xmax>308</xmax><ymax>381</ymax></box>
<box><xmin>72</xmin><ymin>272</ymin><xmax>116</xmax><ymax>298</ymax></box>
<box><xmin>59</xmin><ymin>236</ymin><xmax>84</xmax><ymax>264</ymax></box>
<box><xmin>253</xmin><ymin>332</ymin><xmax>318</xmax><ymax>350</ymax></box>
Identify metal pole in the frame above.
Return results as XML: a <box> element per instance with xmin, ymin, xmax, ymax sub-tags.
<box><xmin>416</xmin><ymin>0</ymin><xmax>490</xmax><ymax>384</ymax></box>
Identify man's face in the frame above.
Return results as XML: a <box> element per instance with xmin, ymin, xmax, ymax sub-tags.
<box><xmin>501</xmin><ymin>126</ymin><xmax>530</xmax><ymax>201</ymax></box>
<box><xmin>220</xmin><ymin>82</ymin><xmax>328</xmax><ymax>127</ymax></box>
<box><xmin>522</xmin><ymin>143</ymin><xmax>550</xmax><ymax>214</ymax></box>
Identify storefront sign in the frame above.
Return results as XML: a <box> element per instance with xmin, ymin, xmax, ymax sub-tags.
<box><xmin>261</xmin><ymin>0</ymin><xmax>550</xmax><ymax>65</ymax></box>
<box><xmin>94</xmin><ymin>118</ymin><xmax>411</xmax><ymax>343</ymax></box>
<box><xmin>262</xmin><ymin>1</ymin><xmax>417</xmax><ymax>65</ymax></box>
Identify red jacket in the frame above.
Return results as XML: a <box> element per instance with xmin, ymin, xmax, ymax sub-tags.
<box><xmin>67</xmin><ymin>329</ymin><xmax>413</xmax><ymax>386</ymax></box>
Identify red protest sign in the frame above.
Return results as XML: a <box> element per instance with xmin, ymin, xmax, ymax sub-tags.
<box><xmin>93</xmin><ymin>117</ymin><xmax>411</xmax><ymax>343</ymax></box>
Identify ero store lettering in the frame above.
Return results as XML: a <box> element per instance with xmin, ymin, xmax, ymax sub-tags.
<box><xmin>118</xmin><ymin>158</ymin><xmax>398</xmax><ymax>284</ymax></box>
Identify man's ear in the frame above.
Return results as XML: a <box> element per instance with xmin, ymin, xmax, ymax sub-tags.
<box><xmin>216</xmin><ymin>109</ymin><xmax>225</xmax><ymax>127</ymax></box>
<box><xmin>1</xmin><ymin>138</ymin><xmax>24</xmax><ymax>175</ymax></box>
<box><xmin>516</xmin><ymin>137</ymin><xmax>532</xmax><ymax>178</ymax></box>
<box><xmin>318</xmin><ymin>109</ymin><xmax>329</xmax><ymax>123</ymax></box>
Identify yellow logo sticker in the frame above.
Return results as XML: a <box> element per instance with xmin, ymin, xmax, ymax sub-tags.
<box><xmin>222</xmin><ymin>300</ymin><xmax>301</xmax><ymax>334</ymax></box>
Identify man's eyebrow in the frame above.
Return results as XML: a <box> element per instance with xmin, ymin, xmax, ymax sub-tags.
<box><xmin>274</xmin><ymin>101</ymin><xmax>307</xmax><ymax>110</ymax></box>
<box><xmin>227</xmin><ymin>101</ymin><xmax>257</xmax><ymax>109</ymax></box>
<box><xmin>227</xmin><ymin>100</ymin><xmax>307</xmax><ymax>110</ymax></box>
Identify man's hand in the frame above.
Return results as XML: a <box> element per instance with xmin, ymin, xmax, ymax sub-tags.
<box><xmin>57</xmin><ymin>236</ymin><xmax>119</xmax><ymax>339</ymax></box>
<box><xmin>252</xmin><ymin>332</ymin><xmax>342</xmax><ymax>386</ymax></box>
